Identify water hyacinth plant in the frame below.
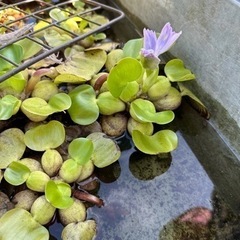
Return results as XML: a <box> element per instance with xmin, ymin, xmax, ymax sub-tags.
<box><xmin>141</xmin><ymin>23</ymin><xmax>182</xmax><ymax>69</ymax></box>
<box><xmin>0</xmin><ymin>1</ymin><xmax>209</xmax><ymax>239</ymax></box>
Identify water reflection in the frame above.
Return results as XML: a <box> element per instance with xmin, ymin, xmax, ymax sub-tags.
<box><xmin>159</xmin><ymin>191</ymin><xmax>240</xmax><ymax>240</ymax></box>
<box><xmin>95</xmin><ymin>161</ymin><xmax>121</xmax><ymax>183</ymax></box>
<box><xmin>46</xmin><ymin>131</ymin><xmax>240</xmax><ymax>240</ymax></box>
<box><xmin>88</xmin><ymin>132</ymin><xmax>216</xmax><ymax>239</ymax></box>
<box><xmin>159</xmin><ymin>207</ymin><xmax>213</xmax><ymax>239</ymax></box>
<box><xmin>129</xmin><ymin>151</ymin><xmax>172</xmax><ymax>180</ymax></box>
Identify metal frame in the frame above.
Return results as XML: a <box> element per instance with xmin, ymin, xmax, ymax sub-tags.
<box><xmin>0</xmin><ymin>0</ymin><xmax>125</xmax><ymax>82</ymax></box>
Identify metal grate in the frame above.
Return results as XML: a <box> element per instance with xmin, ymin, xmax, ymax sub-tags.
<box><xmin>0</xmin><ymin>0</ymin><xmax>125</xmax><ymax>82</ymax></box>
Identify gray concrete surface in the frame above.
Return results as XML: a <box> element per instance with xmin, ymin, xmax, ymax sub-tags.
<box><xmin>115</xmin><ymin>0</ymin><xmax>240</xmax><ymax>158</ymax></box>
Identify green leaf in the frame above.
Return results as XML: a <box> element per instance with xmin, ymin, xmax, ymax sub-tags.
<box><xmin>16</xmin><ymin>38</ymin><xmax>43</xmax><ymax>60</ymax></box>
<box><xmin>0</xmin><ymin>71</ymin><xmax>26</xmax><ymax>94</ymax></box>
<box><xmin>4</xmin><ymin>161</ymin><xmax>30</xmax><ymax>186</ymax></box>
<box><xmin>21</xmin><ymin>97</ymin><xmax>51</xmax><ymax>122</ymax></box>
<box><xmin>30</xmin><ymin>195</ymin><xmax>56</xmax><ymax>225</ymax></box>
<box><xmin>164</xmin><ymin>59</ymin><xmax>195</xmax><ymax>82</ymax></box>
<box><xmin>141</xmin><ymin>68</ymin><xmax>159</xmax><ymax>92</ymax></box>
<box><xmin>97</xmin><ymin>91</ymin><xmax>126</xmax><ymax>115</ymax></box>
<box><xmin>59</xmin><ymin>158</ymin><xmax>82</xmax><ymax>183</ymax></box>
<box><xmin>49</xmin><ymin>8</ymin><xmax>69</xmax><ymax>21</ymax></box>
<box><xmin>130</xmin><ymin>99</ymin><xmax>175</xmax><ymax>124</ymax></box>
<box><xmin>63</xmin><ymin>45</ymin><xmax>84</xmax><ymax>59</ymax></box>
<box><xmin>93</xmin><ymin>32</ymin><xmax>106</xmax><ymax>41</ymax></box>
<box><xmin>0</xmin><ymin>128</ymin><xmax>26</xmax><ymax>169</ymax></box>
<box><xmin>87</xmin><ymin>132</ymin><xmax>121</xmax><ymax>168</ymax></box>
<box><xmin>48</xmin><ymin>93</ymin><xmax>72</xmax><ymax>111</ymax></box>
<box><xmin>119</xmin><ymin>81</ymin><xmax>139</xmax><ymax>102</ymax></box>
<box><xmin>26</xmin><ymin>171</ymin><xmax>50</xmax><ymax>192</ymax></box>
<box><xmin>68</xmin><ymin>138</ymin><xmax>94</xmax><ymax>165</ymax></box>
<box><xmin>68</xmin><ymin>84</ymin><xmax>99</xmax><ymax>125</ymax></box>
<box><xmin>122</xmin><ymin>38</ymin><xmax>143</xmax><ymax>58</ymax></box>
<box><xmin>147</xmin><ymin>76</ymin><xmax>171</xmax><ymax>101</ymax></box>
<box><xmin>88</xmin><ymin>15</ymin><xmax>109</xmax><ymax>29</ymax></box>
<box><xmin>107</xmin><ymin>57</ymin><xmax>143</xmax><ymax>98</ymax></box>
<box><xmin>72</xmin><ymin>0</ymin><xmax>85</xmax><ymax>9</ymax></box>
<box><xmin>54</xmin><ymin>73</ymin><xmax>86</xmax><ymax>84</ymax></box>
<box><xmin>60</xmin><ymin>17</ymin><xmax>82</xmax><ymax>33</ymax></box>
<box><xmin>45</xmin><ymin>180</ymin><xmax>74</xmax><ymax>209</ymax></box>
<box><xmin>0</xmin><ymin>44</ymin><xmax>24</xmax><ymax>71</ymax></box>
<box><xmin>132</xmin><ymin>130</ymin><xmax>178</xmax><ymax>154</ymax></box>
<box><xmin>55</xmin><ymin>49</ymin><xmax>107</xmax><ymax>82</ymax></box>
<box><xmin>21</xmin><ymin>93</ymin><xmax>71</xmax><ymax>122</ymax></box>
<box><xmin>44</xmin><ymin>29</ymin><xmax>72</xmax><ymax>48</ymax></box>
<box><xmin>57</xmin><ymin>181</ymin><xmax>72</xmax><ymax>197</ymax></box>
<box><xmin>24</xmin><ymin>120</ymin><xmax>65</xmax><ymax>151</ymax></box>
<box><xmin>0</xmin><ymin>95</ymin><xmax>21</xmax><ymax>120</ymax></box>
<box><xmin>62</xmin><ymin>220</ymin><xmax>97</xmax><ymax>240</ymax></box>
<box><xmin>178</xmin><ymin>83</ymin><xmax>210</xmax><ymax>119</ymax></box>
<box><xmin>0</xmin><ymin>208</ymin><xmax>49</xmax><ymax>240</ymax></box>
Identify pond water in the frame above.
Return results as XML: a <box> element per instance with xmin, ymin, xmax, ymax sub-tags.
<box><xmin>48</xmin><ymin>102</ymin><xmax>240</xmax><ymax>240</ymax></box>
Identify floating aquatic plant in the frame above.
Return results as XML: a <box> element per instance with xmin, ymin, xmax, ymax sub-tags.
<box><xmin>0</xmin><ymin>1</ymin><xmax>209</xmax><ymax>240</ymax></box>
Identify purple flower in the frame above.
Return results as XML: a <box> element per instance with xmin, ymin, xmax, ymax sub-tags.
<box><xmin>141</xmin><ymin>22</ymin><xmax>182</xmax><ymax>69</ymax></box>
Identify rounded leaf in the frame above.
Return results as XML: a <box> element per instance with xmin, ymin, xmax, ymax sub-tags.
<box><xmin>119</xmin><ymin>81</ymin><xmax>139</xmax><ymax>102</ymax></box>
<box><xmin>0</xmin><ymin>72</ymin><xmax>27</xmax><ymax>94</ymax></box>
<box><xmin>97</xmin><ymin>91</ymin><xmax>126</xmax><ymax>115</ymax></box>
<box><xmin>24</xmin><ymin>120</ymin><xmax>65</xmax><ymax>151</ymax></box>
<box><xmin>16</xmin><ymin>38</ymin><xmax>43</xmax><ymax>60</ymax></box>
<box><xmin>21</xmin><ymin>93</ymin><xmax>71</xmax><ymax>122</ymax></box>
<box><xmin>56</xmin><ymin>49</ymin><xmax>107</xmax><ymax>82</ymax></box>
<box><xmin>32</xmin><ymin>80</ymin><xmax>59</xmax><ymax>101</ymax></box>
<box><xmin>147</xmin><ymin>76</ymin><xmax>171</xmax><ymax>101</ymax></box>
<box><xmin>68</xmin><ymin>138</ymin><xmax>94</xmax><ymax>165</ymax></box>
<box><xmin>0</xmin><ymin>128</ymin><xmax>26</xmax><ymax>169</ymax></box>
<box><xmin>127</xmin><ymin>117</ymin><xmax>153</xmax><ymax>136</ymax></box>
<box><xmin>54</xmin><ymin>73</ymin><xmax>86</xmax><ymax>84</ymax></box>
<box><xmin>59</xmin><ymin>159</ymin><xmax>82</xmax><ymax>183</ymax></box>
<box><xmin>87</xmin><ymin>132</ymin><xmax>121</xmax><ymax>168</ymax></box>
<box><xmin>0</xmin><ymin>44</ymin><xmax>23</xmax><ymax>71</ymax></box>
<box><xmin>105</xmin><ymin>49</ymin><xmax>124</xmax><ymax>72</ymax></box>
<box><xmin>4</xmin><ymin>161</ymin><xmax>30</xmax><ymax>186</ymax></box>
<box><xmin>59</xmin><ymin>198</ymin><xmax>86</xmax><ymax>226</ymax></box>
<box><xmin>68</xmin><ymin>84</ymin><xmax>99</xmax><ymax>125</ymax></box>
<box><xmin>48</xmin><ymin>92</ymin><xmax>72</xmax><ymax>111</ymax></box>
<box><xmin>164</xmin><ymin>59</ymin><xmax>195</xmax><ymax>82</ymax></box>
<box><xmin>21</xmin><ymin>97</ymin><xmax>49</xmax><ymax>122</ymax></box>
<box><xmin>132</xmin><ymin>130</ymin><xmax>178</xmax><ymax>154</ymax></box>
<box><xmin>107</xmin><ymin>57</ymin><xmax>143</xmax><ymax>98</ymax></box>
<box><xmin>41</xmin><ymin>149</ymin><xmax>63</xmax><ymax>177</ymax></box>
<box><xmin>0</xmin><ymin>95</ymin><xmax>21</xmax><ymax>120</ymax></box>
<box><xmin>130</xmin><ymin>99</ymin><xmax>175</xmax><ymax>124</ymax></box>
<box><xmin>0</xmin><ymin>208</ymin><xmax>49</xmax><ymax>240</ymax></box>
<box><xmin>31</xmin><ymin>195</ymin><xmax>56</xmax><ymax>225</ymax></box>
<box><xmin>45</xmin><ymin>180</ymin><xmax>74</xmax><ymax>209</ymax></box>
<box><xmin>49</xmin><ymin>8</ymin><xmax>69</xmax><ymax>21</ymax></box>
<box><xmin>44</xmin><ymin>29</ymin><xmax>72</xmax><ymax>48</ymax></box>
<box><xmin>26</xmin><ymin>171</ymin><xmax>50</xmax><ymax>192</ymax></box>
<box><xmin>122</xmin><ymin>38</ymin><xmax>143</xmax><ymax>58</ymax></box>
<box><xmin>62</xmin><ymin>220</ymin><xmax>97</xmax><ymax>240</ymax></box>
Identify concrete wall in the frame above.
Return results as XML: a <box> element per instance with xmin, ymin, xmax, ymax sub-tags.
<box><xmin>116</xmin><ymin>0</ymin><xmax>240</xmax><ymax>157</ymax></box>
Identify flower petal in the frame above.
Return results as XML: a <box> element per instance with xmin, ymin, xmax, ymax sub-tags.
<box><xmin>143</xmin><ymin>28</ymin><xmax>157</xmax><ymax>50</ymax></box>
<box><xmin>155</xmin><ymin>22</ymin><xmax>182</xmax><ymax>55</ymax></box>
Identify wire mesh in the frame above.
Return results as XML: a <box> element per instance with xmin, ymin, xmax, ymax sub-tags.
<box><xmin>0</xmin><ymin>0</ymin><xmax>125</xmax><ymax>82</ymax></box>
